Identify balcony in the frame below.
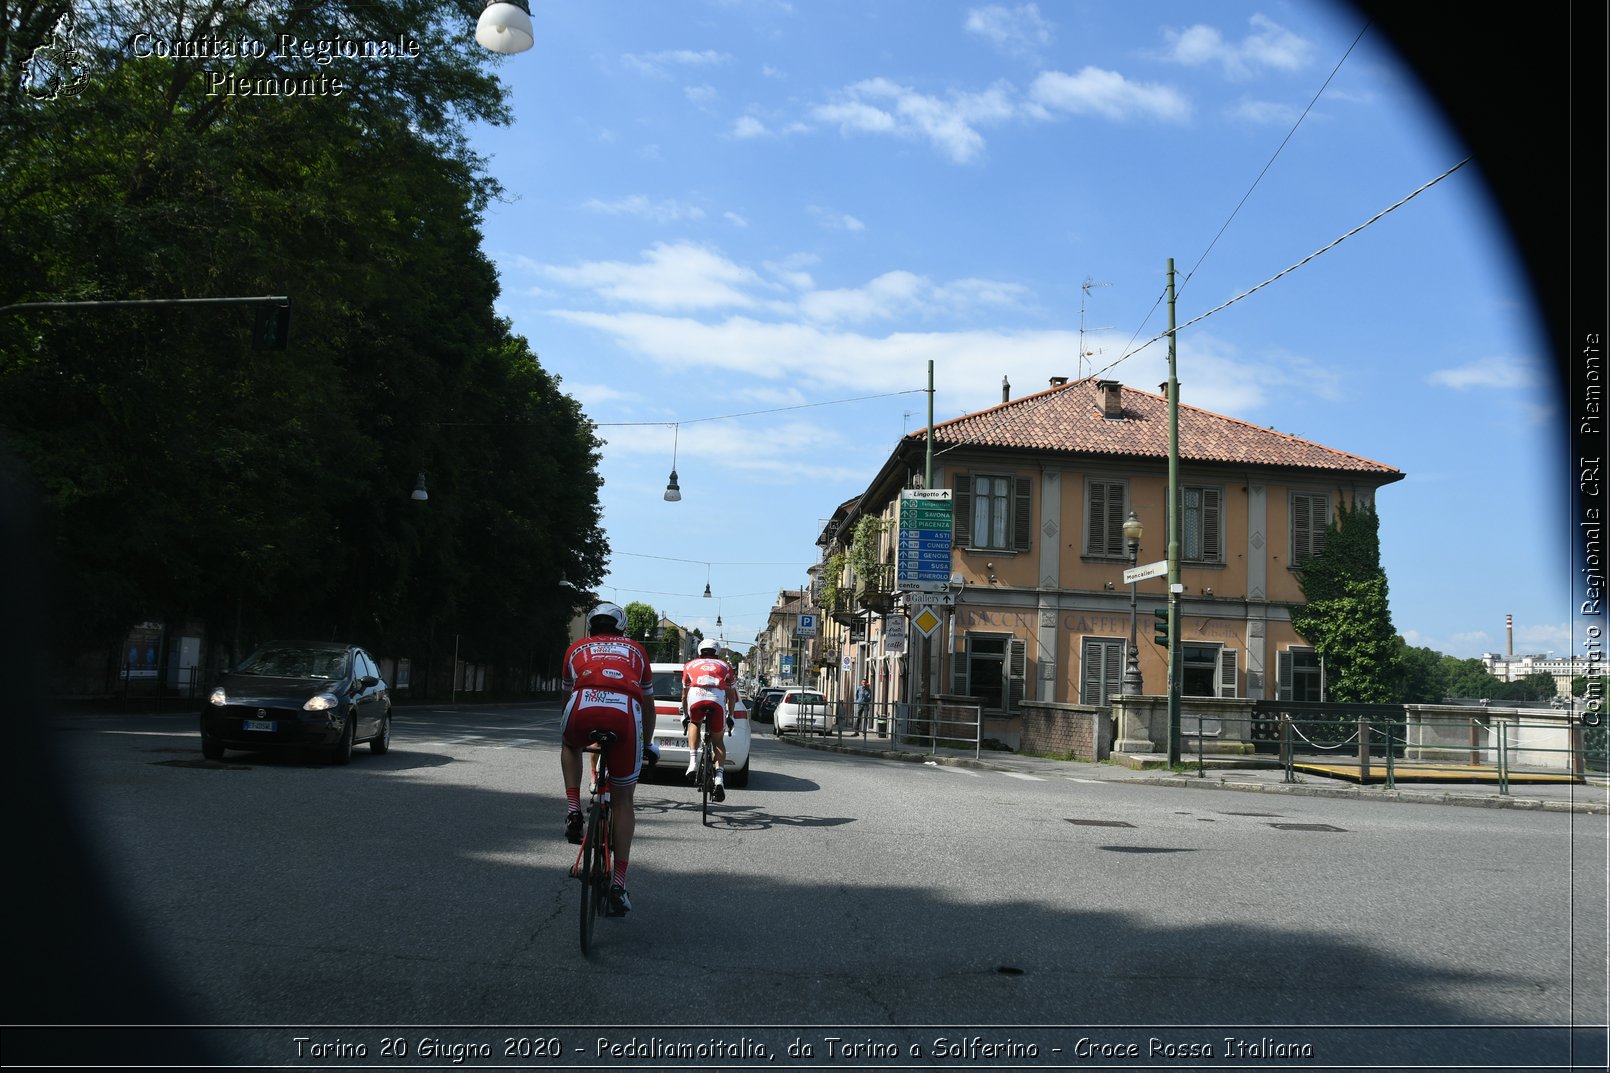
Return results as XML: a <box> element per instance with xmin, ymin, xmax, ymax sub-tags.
<box><xmin>853</xmin><ymin>562</ymin><xmax>896</xmax><ymax>615</ymax></box>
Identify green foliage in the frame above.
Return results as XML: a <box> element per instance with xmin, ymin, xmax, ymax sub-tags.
<box><xmin>623</xmin><ymin>603</ymin><xmax>659</xmax><ymax>645</ymax></box>
<box><xmin>1438</xmin><ymin>655</ymin><xmax>1508</xmax><ymax>701</ymax></box>
<box><xmin>1288</xmin><ymin>499</ymin><xmax>1400</xmax><ymax>702</ymax></box>
<box><xmin>2</xmin><ymin>1</ymin><xmax>605</xmax><ymax>682</ymax></box>
<box><xmin>1393</xmin><ymin>640</ymin><xmax>1450</xmax><ymax>703</ymax></box>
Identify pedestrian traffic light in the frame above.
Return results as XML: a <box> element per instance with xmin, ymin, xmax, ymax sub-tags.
<box><xmin>1152</xmin><ymin>607</ymin><xmax>1170</xmax><ymax>646</ymax></box>
<box><xmin>252</xmin><ymin>302</ymin><xmax>291</xmax><ymax>350</ymax></box>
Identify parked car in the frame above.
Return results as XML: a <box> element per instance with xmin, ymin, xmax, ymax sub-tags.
<box><xmin>646</xmin><ymin>662</ymin><xmax>751</xmax><ymax>787</ymax></box>
<box><xmin>750</xmin><ymin>686</ymin><xmax>786</xmax><ymax>725</ymax></box>
<box><xmin>200</xmin><ymin>641</ymin><xmax>392</xmax><ymax>764</ymax></box>
<box><xmin>773</xmin><ymin>688</ymin><xmax>833</xmax><ymax>736</ymax></box>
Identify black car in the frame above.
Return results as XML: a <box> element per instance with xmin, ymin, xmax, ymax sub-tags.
<box><xmin>750</xmin><ymin>687</ymin><xmax>786</xmax><ymax>725</ymax></box>
<box><xmin>200</xmin><ymin>641</ymin><xmax>392</xmax><ymax>764</ymax></box>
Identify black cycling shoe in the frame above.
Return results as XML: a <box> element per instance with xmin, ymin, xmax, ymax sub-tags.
<box><xmin>712</xmin><ymin>782</ymin><xmax>726</xmax><ymax>803</ymax></box>
<box><xmin>606</xmin><ymin>885</ymin><xmax>632</xmax><ymax>917</ymax></box>
<box><xmin>565</xmin><ymin>812</ymin><xmax>583</xmax><ymax>845</ymax></box>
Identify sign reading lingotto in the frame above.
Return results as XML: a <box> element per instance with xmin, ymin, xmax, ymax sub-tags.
<box><xmin>897</xmin><ymin>489</ymin><xmax>952</xmax><ymax>593</ymax></box>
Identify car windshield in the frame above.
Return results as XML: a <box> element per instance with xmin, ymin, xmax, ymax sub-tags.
<box><xmin>235</xmin><ymin>646</ymin><xmax>348</xmax><ymax>679</ymax></box>
<box><xmin>787</xmin><ymin>692</ymin><xmax>827</xmax><ymax>705</ymax></box>
<box><xmin>651</xmin><ymin>670</ymin><xmax>683</xmax><ymax>697</ymax></box>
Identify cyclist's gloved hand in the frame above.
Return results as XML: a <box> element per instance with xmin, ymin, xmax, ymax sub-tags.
<box><xmin>727</xmin><ymin>718</ymin><xmax>735</xmax><ymax>734</ymax></box>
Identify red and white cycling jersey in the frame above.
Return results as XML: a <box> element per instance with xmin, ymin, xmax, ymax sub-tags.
<box><xmin>682</xmin><ymin>656</ymin><xmax>734</xmax><ymax>719</ymax></box>
<box><xmin>561</xmin><ymin>635</ymin><xmax>653</xmax><ymax>708</ymax></box>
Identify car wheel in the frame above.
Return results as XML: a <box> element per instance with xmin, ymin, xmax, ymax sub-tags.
<box><xmin>727</xmin><ymin>756</ymin><xmax>750</xmax><ymax>788</ymax></box>
<box><xmin>331</xmin><ymin>713</ymin><xmax>355</xmax><ymax>765</ymax></box>
<box><xmin>201</xmin><ymin>735</ymin><xmax>224</xmax><ymax>761</ymax></box>
<box><xmin>369</xmin><ymin>709</ymin><xmax>392</xmax><ymax>755</ymax></box>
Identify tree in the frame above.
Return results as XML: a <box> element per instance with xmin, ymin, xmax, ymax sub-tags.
<box><xmin>1288</xmin><ymin>498</ymin><xmax>1400</xmax><ymax>702</ymax></box>
<box><xmin>1394</xmin><ymin>639</ymin><xmax>1451</xmax><ymax>703</ymax></box>
<box><xmin>623</xmin><ymin>603</ymin><xmax>659</xmax><ymax>647</ymax></box>
<box><xmin>2</xmin><ymin>1</ymin><xmax>607</xmax><ymax>687</ymax></box>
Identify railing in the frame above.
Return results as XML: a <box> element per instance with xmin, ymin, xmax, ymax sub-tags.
<box><xmin>1272</xmin><ymin>711</ymin><xmax>1602</xmax><ymax>794</ymax></box>
<box><xmin>894</xmin><ymin>701</ymin><xmax>982</xmax><ymax>759</ymax></box>
<box><xmin>119</xmin><ymin>662</ymin><xmax>202</xmax><ymax>705</ymax></box>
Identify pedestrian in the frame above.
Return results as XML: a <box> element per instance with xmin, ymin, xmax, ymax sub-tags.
<box><xmin>854</xmin><ymin>679</ymin><xmax>872</xmax><ymax>733</ymax></box>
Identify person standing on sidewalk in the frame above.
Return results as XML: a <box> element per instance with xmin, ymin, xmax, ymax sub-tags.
<box><xmin>854</xmin><ymin>679</ymin><xmax>872</xmax><ymax>732</ymax></box>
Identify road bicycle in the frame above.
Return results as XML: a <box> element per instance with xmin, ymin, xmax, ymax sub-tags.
<box><xmin>569</xmin><ymin>729</ymin><xmax>615</xmax><ymax>956</ymax></box>
<box><xmin>692</xmin><ymin>720</ymin><xmax>717</xmax><ymax>826</ymax></box>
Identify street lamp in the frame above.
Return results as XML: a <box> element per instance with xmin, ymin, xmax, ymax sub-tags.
<box><xmin>475</xmin><ymin>0</ymin><xmax>533</xmax><ymax>54</ymax></box>
<box><xmin>411</xmin><ymin>472</ymin><xmax>430</xmax><ymax>502</ymax></box>
<box><xmin>664</xmin><ymin>423</ymin><xmax>682</xmax><ymax>502</ymax></box>
<box><xmin>1122</xmin><ymin>510</ymin><xmax>1144</xmax><ymax>695</ymax></box>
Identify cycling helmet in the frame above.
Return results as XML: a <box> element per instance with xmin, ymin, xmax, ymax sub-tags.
<box><xmin>588</xmin><ymin>602</ymin><xmax>627</xmax><ymax>634</ymax></box>
<box><xmin>697</xmin><ymin>637</ymin><xmax>719</xmax><ymax>654</ymax></box>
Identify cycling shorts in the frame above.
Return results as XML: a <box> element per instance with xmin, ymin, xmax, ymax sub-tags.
<box><xmin>685</xmin><ymin>688</ymin><xmax>727</xmax><ymax>730</ymax></box>
<box><xmin>561</xmin><ymin>688</ymin><xmax>643</xmax><ymax>786</ymax></box>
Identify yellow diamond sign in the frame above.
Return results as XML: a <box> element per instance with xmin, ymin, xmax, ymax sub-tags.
<box><xmin>912</xmin><ymin>607</ymin><xmax>942</xmax><ymax>636</ymax></box>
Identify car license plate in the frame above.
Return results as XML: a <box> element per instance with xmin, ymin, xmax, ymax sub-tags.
<box><xmin>243</xmin><ymin>719</ymin><xmax>276</xmax><ymax>732</ymax></box>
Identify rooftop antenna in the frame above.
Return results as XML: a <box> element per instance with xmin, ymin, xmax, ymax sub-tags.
<box><xmin>1079</xmin><ymin>277</ymin><xmax>1112</xmax><ymax>378</ymax></box>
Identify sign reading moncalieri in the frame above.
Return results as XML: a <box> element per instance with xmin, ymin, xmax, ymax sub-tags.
<box><xmin>897</xmin><ymin>489</ymin><xmax>952</xmax><ymax>593</ymax></box>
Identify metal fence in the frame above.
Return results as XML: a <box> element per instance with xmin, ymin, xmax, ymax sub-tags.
<box><xmin>1272</xmin><ymin>711</ymin><xmax>1603</xmax><ymax>794</ymax></box>
<box><xmin>892</xmin><ymin>701</ymin><xmax>983</xmax><ymax>759</ymax></box>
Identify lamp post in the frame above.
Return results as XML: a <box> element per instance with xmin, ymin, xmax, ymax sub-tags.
<box><xmin>475</xmin><ymin>0</ymin><xmax>534</xmax><ymax>53</ymax></box>
<box><xmin>1122</xmin><ymin>510</ymin><xmax>1144</xmax><ymax>695</ymax></box>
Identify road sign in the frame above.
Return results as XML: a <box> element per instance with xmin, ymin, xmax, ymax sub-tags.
<box><xmin>898</xmin><ymin>489</ymin><xmax>953</xmax><ymax>593</ymax></box>
<box><xmin>796</xmin><ymin>613</ymin><xmax>817</xmax><ymax>636</ymax></box>
<box><xmin>903</xmin><ymin>592</ymin><xmax>954</xmax><ymax>607</ymax></box>
<box><xmin>912</xmin><ymin>607</ymin><xmax>942</xmax><ymax>636</ymax></box>
<box><xmin>1123</xmin><ymin>559</ymin><xmax>1169</xmax><ymax>585</ymax></box>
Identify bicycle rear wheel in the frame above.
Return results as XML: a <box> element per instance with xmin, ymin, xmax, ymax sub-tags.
<box><xmin>699</xmin><ymin>740</ymin><xmax>712</xmax><ymax>825</ymax></box>
<box><xmin>579</xmin><ymin>802</ymin><xmax>605</xmax><ymax>954</ymax></box>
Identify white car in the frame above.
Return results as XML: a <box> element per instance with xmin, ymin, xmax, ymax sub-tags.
<box><xmin>647</xmin><ymin>663</ymin><xmax>751</xmax><ymax>787</ymax></box>
<box><xmin>773</xmin><ymin>688</ymin><xmax>833</xmax><ymax>736</ymax></box>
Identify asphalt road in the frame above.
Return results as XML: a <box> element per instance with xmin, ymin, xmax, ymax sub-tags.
<box><xmin>9</xmin><ymin>704</ymin><xmax>1605</xmax><ymax>1071</ymax></box>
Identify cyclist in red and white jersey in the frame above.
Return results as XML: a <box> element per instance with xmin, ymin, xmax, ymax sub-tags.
<box><xmin>680</xmin><ymin>637</ymin><xmax>738</xmax><ymax>802</ymax></box>
<box><xmin>559</xmin><ymin>602</ymin><xmax>655</xmax><ymax>916</ymax></box>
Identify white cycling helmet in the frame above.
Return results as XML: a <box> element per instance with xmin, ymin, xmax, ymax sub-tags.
<box><xmin>697</xmin><ymin>637</ymin><xmax>719</xmax><ymax>654</ymax></box>
<box><xmin>588</xmin><ymin>602</ymin><xmax>627</xmax><ymax>634</ymax></box>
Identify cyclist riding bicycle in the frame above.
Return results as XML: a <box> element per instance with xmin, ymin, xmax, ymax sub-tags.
<box><xmin>681</xmin><ymin>637</ymin><xmax>738</xmax><ymax>802</ymax></box>
<box><xmin>559</xmin><ymin>602</ymin><xmax>655</xmax><ymax>916</ymax></box>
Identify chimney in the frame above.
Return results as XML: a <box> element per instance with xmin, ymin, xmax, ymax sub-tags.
<box><xmin>1096</xmin><ymin>378</ymin><xmax>1123</xmax><ymax>418</ymax></box>
<box><xmin>1002</xmin><ymin>375</ymin><xmax>1010</xmax><ymax>403</ymax></box>
<box><xmin>1049</xmin><ymin>375</ymin><xmax>1069</xmax><ymax>387</ymax></box>
<box><xmin>1506</xmin><ymin>613</ymin><xmax>1513</xmax><ymax>657</ymax></box>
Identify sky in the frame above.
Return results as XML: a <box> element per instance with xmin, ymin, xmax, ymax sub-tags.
<box><xmin>464</xmin><ymin>0</ymin><xmax>1573</xmax><ymax>662</ymax></box>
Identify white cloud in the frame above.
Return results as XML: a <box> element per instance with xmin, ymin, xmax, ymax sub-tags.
<box><xmin>685</xmin><ymin>83</ymin><xmax>720</xmax><ymax>107</ymax></box>
<box><xmin>964</xmin><ymin>3</ymin><xmax>1054</xmax><ymax>60</ymax></box>
<box><xmin>621</xmin><ymin>48</ymin><xmax>732</xmax><ymax>78</ymax></box>
<box><xmin>1426</xmin><ymin>356</ymin><xmax>1534</xmax><ymax>390</ymax></box>
<box><xmin>1160</xmin><ymin>14</ymin><xmax>1312</xmax><ymax>80</ymax></box>
<box><xmin>723</xmin><ymin>210</ymin><xmax>750</xmax><ymax>228</ymax></box>
<box><xmin>1029</xmin><ymin>67</ymin><xmax>1191</xmax><ymax>123</ymax></box>
<box><xmin>537</xmin><ymin>242</ymin><xmax>763</xmax><ymax>311</ymax></box>
<box><xmin>581</xmin><ymin>195</ymin><xmax>706</xmax><ymax>223</ymax></box>
<box><xmin>811</xmin><ymin>77</ymin><xmax>1018</xmax><ymax>163</ymax></box>
<box><xmin>732</xmin><ymin>114</ymin><xmax>769</xmax><ymax>138</ymax></box>
<box><xmin>807</xmin><ymin>205</ymin><xmax>866</xmax><ymax>232</ymax></box>
<box><xmin>1229</xmin><ymin>98</ymin><xmax>1299</xmax><ymax>125</ymax></box>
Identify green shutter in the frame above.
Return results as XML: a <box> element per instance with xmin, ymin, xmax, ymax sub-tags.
<box><xmin>952</xmin><ymin>472</ymin><xmax>971</xmax><ymax>550</ymax></box>
<box><xmin>1013</xmin><ymin>476</ymin><xmax>1032</xmax><ymax>551</ymax></box>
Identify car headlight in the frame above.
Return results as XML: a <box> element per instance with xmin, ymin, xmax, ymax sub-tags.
<box><xmin>303</xmin><ymin>692</ymin><xmax>340</xmax><ymax>711</ymax></box>
<box><xmin>208</xmin><ymin>687</ymin><xmax>228</xmax><ymax>706</ymax></box>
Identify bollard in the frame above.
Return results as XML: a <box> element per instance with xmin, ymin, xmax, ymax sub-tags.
<box><xmin>1358</xmin><ymin>716</ymin><xmax>1371</xmax><ymax>783</ymax></box>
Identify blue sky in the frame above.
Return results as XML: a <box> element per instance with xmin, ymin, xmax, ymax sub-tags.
<box><xmin>466</xmin><ymin>1</ymin><xmax>1567</xmax><ymax>661</ymax></box>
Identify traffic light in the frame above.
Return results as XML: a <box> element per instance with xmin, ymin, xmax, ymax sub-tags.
<box><xmin>252</xmin><ymin>302</ymin><xmax>291</xmax><ymax>350</ymax></box>
<box><xmin>1152</xmin><ymin>607</ymin><xmax>1170</xmax><ymax>646</ymax></box>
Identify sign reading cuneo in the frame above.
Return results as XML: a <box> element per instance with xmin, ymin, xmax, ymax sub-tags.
<box><xmin>897</xmin><ymin>489</ymin><xmax>953</xmax><ymax>593</ymax></box>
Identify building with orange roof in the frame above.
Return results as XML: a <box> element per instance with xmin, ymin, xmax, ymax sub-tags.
<box><xmin>813</xmin><ymin>375</ymin><xmax>1404</xmax><ymax>746</ymax></box>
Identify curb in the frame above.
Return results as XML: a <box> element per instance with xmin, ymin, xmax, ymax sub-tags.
<box><xmin>774</xmin><ymin>734</ymin><xmax>1609</xmax><ymax>815</ymax></box>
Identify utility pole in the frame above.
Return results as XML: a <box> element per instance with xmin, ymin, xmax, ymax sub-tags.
<box><xmin>1165</xmin><ymin>259</ymin><xmax>1182</xmax><ymax>766</ymax></box>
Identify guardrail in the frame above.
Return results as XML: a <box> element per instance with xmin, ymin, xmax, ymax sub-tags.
<box><xmin>893</xmin><ymin>701</ymin><xmax>982</xmax><ymax>759</ymax></box>
<box><xmin>1274</xmin><ymin>712</ymin><xmax>1601</xmax><ymax>793</ymax></box>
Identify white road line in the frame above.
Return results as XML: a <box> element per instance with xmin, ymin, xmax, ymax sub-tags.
<box><xmin>926</xmin><ymin>764</ymin><xmax>981</xmax><ymax>777</ymax></box>
<box><xmin>1065</xmin><ymin>777</ymin><xmax>1105</xmax><ymax>784</ymax></box>
<box><xmin>1001</xmin><ymin>771</ymin><xmax>1044</xmax><ymax>781</ymax></box>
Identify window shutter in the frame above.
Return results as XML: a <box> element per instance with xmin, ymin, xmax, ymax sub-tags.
<box><xmin>1202</xmin><ymin>488</ymin><xmax>1221</xmax><ymax>562</ymax></box>
<box><xmin>1013</xmin><ymin>477</ymin><xmax>1032</xmax><ymax>551</ymax></box>
<box><xmin>1007</xmin><ymin>638</ymin><xmax>1027</xmax><ymax>711</ymax></box>
<box><xmin>1276</xmin><ymin>650</ymin><xmax>1292</xmax><ymax>701</ymax></box>
<box><xmin>1218</xmin><ymin>647</ymin><xmax>1238</xmax><ymax>698</ymax></box>
<box><xmin>951</xmin><ymin>639</ymin><xmax>968</xmax><ymax>695</ymax></box>
<box><xmin>1104</xmin><ymin>640</ymin><xmax>1122</xmax><ymax>697</ymax></box>
<box><xmin>1312</xmin><ymin>497</ymin><xmax>1329</xmax><ymax>559</ymax></box>
<box><xmin>952</xmin><ymin>472</ymin><xmax>972</xmax><ymax>550</ymax></box>
<box><xmin>1087</xmin><ymin>480</ymin><xmax>1123</xmax><ymax>556</ymax></box>
<box><xmin>1079</xmin><ymin>639</ymin><xmax>1101</xmax><ymax>705</ymax></box>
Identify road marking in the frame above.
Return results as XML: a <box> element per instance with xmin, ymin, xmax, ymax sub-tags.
<box><xmin>1001</xmin><ymin>772</ymin><xmax>1044</xmax><ymax>781</ymax></box>
<box><xmin>926</xmin><ymin>764</ymin><xmax>981</xmax><ymax>777</ymax></box>
<box><xmin>1065</xmin><ymin>777</ymin><xmax>1105</xmax><ymax>784</ymax></box>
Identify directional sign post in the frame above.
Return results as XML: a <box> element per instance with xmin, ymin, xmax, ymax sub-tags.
<box><xmin>897</xmin><ymin>489</ymin><xmax>953</xmax><ymax>593</ymax></box>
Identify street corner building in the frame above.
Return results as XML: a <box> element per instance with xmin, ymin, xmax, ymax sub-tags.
<box><xmin>786</xmin><ymin>375</ymin><xmax>1403</xmax><ymax>752</ymax></box>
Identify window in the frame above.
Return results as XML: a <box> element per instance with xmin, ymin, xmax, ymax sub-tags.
<box><xmin>951</xmin><ymin>633</ymin><xmax>1027</xmax><ymax>712</ymax></box>
<box><xmin>1079</xmin><ymin>638</ymin><xmax>1124</xmax><ymax>706</ymax></box>
<box><xmin>1182</xmin><ymin>644</ymin><xmax>1237</xmax><ymax>698</ymax></box>
<box><xmin>952</xmin><ymin>472</ymin><xmax>1032</xmax><ymax>551</ymax></box>
<box><xmin>1085</xmin><ymin>479</ymin><xmax>1127</xmax><ymax>557</ymax></box>
<box><xmin>1291</xmin><ymin>492</ymin><xmax>1330</xmax><ymax>566</ymax></box>
<box><xmin>1181</xmin><ymin>486</ymin><xmax>1223</xmax><ymax>563</ymax></box>
<box><xmin>1277</xmin><ymin>647</ymin><xmax>1323</xmax><ymax>701</ymax></box>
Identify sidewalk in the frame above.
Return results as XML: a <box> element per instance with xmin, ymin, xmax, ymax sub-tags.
<box><xmin>774</xmin><ymin>725</ymin><xmax>1610</xmax><ymax>815</ymax></box>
